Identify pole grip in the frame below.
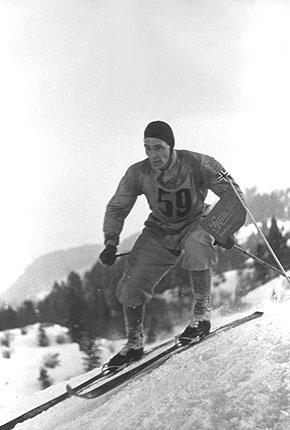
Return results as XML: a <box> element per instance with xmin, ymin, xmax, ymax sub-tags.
<box><xmin>116</xmin><ymin>252</ymin><xmax>130</xmax><ymax>258</ymax></box>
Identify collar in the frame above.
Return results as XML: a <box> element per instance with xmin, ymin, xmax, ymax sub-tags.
<box><xmin>152</xmin><ymin>149</ymin><xmax>178</xmax><ymax>173</ymax></box>
<box><xmin>154</xmin><ymin>150</ymin><xmax>180</xmax><ymax>183</ymax></box>
<box><xmin>162</xmin><ymin>149</ymin><xmax>178</xmax><ymax>171</ymax></box>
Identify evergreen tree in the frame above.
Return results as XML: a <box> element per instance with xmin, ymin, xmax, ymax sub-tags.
<box><xmin>271</xmin><ymin>288</ymin><xmax>278</xmax><ymax>302</ymax></box>
<box><xmin>65</xmin><ymin>272</ymin><xmax>86</xmax><ymax>345</ymax></box>
<box><xmin>17</xmin><ymin>300</ymin><xmax>38</xmax><ymax>327</ymax></box>
<box><xmin>0</xmin><ymin>306</ymin><xmax>18</xmax><ymax>330</ymax></box>
<box><xmin>82</xmin><ymin>259</ymin><xmax>126</xmax><ymax>339</ymax></box>
<box><xmin>1</xmin><ymin>331</ymin><xmax>11</xmax><ymax>348</ymax></box>
<box><xmin>254</xmin><ymin>243</ymin><xmax>270</xmax><ymax>284</ymax></box>
<box><xmin>38</xmin><ymin>367</ymin><xmax>52</xmax><ymax>389</ymax></box>
<box><xmin>43</xmin><ymin>281</ymin><xmax>64</xmax><ymax>325</ymax></box>
<box><xmin>253</xmin><ymin>217</ymin><xmax>290</xmax><ymax>283</ymax></box>
<box><xmin>268</xmin><ymin>218</ymin><xmax>286</xmax><ymax>255</ymax></box>
<box><xmin>267</xmin><ymin>217</ymin><xmax>289</xmax><ymax>269</ymax></box>
<box><xmin>38</xmin><ymin>324</ymin><xmax>50</xmax><ymax>347</ymax></box>
<box><xmin>81</xmin><ymin>332</ymin><xmax>102</xmax><ymax>371</ymax></box>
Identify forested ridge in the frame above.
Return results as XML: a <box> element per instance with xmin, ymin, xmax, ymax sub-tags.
<box><xmin>1</xmin><ymin>188</ymin><xmax>290</xmax><ymax>353</ymax></box>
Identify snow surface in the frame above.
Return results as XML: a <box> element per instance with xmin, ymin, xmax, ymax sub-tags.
<box><xmin>1</xmin><ymin>275</ymin><xmax>289</xmax><ymax>430</ymax></box>
<box><xmin>0</xmin><ymin>324</ymin><xmax>124</xmax><ymax>419</ymax></box>
<box><xmin>0</xmin><ymin>324</ymin><xmax>84</xmax><ymax>410</ymax></box>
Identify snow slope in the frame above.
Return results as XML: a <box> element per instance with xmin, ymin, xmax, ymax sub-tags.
<box><xmin>5</xmin><ymin>276</ymin><xmax>290</xmax><ymax>430</ymax></box>
<box><xmin>0</xmin><ymin>324</ymin><xmax>124</xmax><ymax>415</ymax></box>
<box><xmin>0</xmin><ymin>324</ymin><xmax>84</xmax><ymax>410</ymax></box>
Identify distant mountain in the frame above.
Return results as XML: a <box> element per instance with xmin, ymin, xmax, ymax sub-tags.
<box><xmin>0</xmin><ymin>233</ymin><xmax>138</xmax><ymax>307</ymax></box>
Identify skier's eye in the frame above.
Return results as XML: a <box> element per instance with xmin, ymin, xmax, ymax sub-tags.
<box><xmin>144</xmin><ymin>145</ymin><xmax>150</xmax><ymax>153</ymax></box>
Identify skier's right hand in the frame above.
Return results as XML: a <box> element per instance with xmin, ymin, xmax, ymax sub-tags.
<box><xmin>99</xmin><ymin>245</ymin><xmax>117</xmax><ymax>266</ymax></box>
<box><xmin>213</xmin><ymin>235</ymin><xmax>235</xmax><ymax>249</ymax></box>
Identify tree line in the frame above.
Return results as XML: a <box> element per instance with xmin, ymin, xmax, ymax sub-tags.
<box><xmin>1</xmin><ymin>213</ymin><xmax>289</xmax><ymax>347</ymax></box>
<box><xmin>245</xmin><ymin>187</ymin><xmax>290</xmax><ymax>223</ymax></box>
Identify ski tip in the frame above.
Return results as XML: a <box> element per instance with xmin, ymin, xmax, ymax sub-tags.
<box><xmin>253</xmin><ymin>311</ymin><xmax>264</xmax><ymax>317</ymax></box>
<box><xmin>66</xmin><ymin>384</ymin><xmax>75</xmax><ymax>397</ymax></box>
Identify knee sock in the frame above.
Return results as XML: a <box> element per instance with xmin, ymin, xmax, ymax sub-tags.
<box><xmin>123</xmin><ymin>304</ymin><xmax>145</xmax><ymax>349</ymax></box>
<box><xmin>189</xmin><ymin>269</ymin><xmax>211</xmax><ymax>326</ymax></box>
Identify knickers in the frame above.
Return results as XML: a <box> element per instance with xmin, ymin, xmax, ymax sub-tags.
<box><xmin>116</xmin><ymin>223</ymin><xmax>217</xmax><ymax>307</ymax></box>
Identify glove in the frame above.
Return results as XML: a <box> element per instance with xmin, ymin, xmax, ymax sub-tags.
<box><xmin>214</xmin><ymin>235</ymin><xmax>235</xmax><ymax>249</ymax></box>
<box><xmin>99</xmin><ymin>245</ymin><xmax>117</xmax><ymax>266</ymax></box>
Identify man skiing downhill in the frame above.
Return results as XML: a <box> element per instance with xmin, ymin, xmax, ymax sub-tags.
<box><xmin>99</xmin><ymin>120</ymin><xmax>243</xmax><ymax>368</ymax></box>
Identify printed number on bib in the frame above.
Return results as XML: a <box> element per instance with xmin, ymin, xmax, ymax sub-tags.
<box><xmin>158</xmin><ymin>188</ymin><xmax>192</xmax><ymax>218</ymax></box>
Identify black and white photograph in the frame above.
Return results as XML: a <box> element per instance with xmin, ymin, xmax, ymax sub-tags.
<box><xmin>0</xmin><ymin>1</ymin><xmax>289</xmax><ymax>429</ymax></box>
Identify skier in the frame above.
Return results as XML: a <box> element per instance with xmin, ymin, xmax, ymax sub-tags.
<box><xmin>99</xmin><ymin>120</ymin><xmax>243</xmax><ymax>368</ymax></box>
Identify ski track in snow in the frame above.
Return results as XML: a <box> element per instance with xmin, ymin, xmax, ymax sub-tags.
<box><xmin>14</xmin><ymin>301</ymin><xmax>290</xmax><ymax>430</ymax></box>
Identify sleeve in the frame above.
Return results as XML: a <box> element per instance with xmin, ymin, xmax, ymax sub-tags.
<box><xmin>199</xmin><ymin>154</ymin><xmax>244</xmax><ymax>199</ymax></box>
<box><xmin>103</xmin><ymin>165</ymin><xmax>142</xmax><ymax>246</ymax></box>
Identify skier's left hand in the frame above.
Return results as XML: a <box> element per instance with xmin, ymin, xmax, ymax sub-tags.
<box><xmin>214</xmin><ymin>235</ymin><xmax>235</xmax><ymax>249</ymax></box>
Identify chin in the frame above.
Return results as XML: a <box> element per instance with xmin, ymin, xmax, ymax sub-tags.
<box><xmin>151</xmin><ymin>162</ymin><xmax>161</xmax><ymax>169</ymax></box>
<box><xmin>150</xmin><ymin>160</ymin><xmax>167</xmax><ymax>170</ymax></box>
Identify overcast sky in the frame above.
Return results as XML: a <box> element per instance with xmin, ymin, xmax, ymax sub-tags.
<box><xmin>0</xmin><ymin>0</ymin><xmax>289</xmax><ymax>292</ymax></box>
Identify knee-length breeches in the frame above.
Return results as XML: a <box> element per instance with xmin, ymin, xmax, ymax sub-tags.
<box><xmin>116</xmin><ymin>223</ymin><xmax>217</xmax><ymax>307</ymax></box>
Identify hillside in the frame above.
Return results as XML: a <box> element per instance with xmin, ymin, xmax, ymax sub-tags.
<box><xmin>1</xmin><ymin>274</ymin><xmax>290</xmax><ymax>430</ymax></box>
<box><xmin>0</xmin><ymin>244</ymin><xmax>102</xmax><ymax>306</ymax></box>
<box><xmin>0</xmin><ymin>234</ymin><xmax>138</xmax><ymax>307</ymax></box>
<box><xmin>2</xmin><ymin>215</ymin><xmax>289</xmax><ymax>308</ymax></box>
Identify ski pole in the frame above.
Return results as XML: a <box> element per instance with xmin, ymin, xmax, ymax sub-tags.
<box><xmin>233</xmin><ymin>245</ymin><xmax>289</xmax><ymax>279</ymax></box>
<box><xmin>116</xmin><ymin>242</ymin><xmax>288</xmax><ymax>281</ymax></box>
<box><xmin>117</xmin><ymin>245</ymin><xmax>288</xmax><ymax>279</ymax></box>
<box><xmin>218</xmin><ymin>170</ymin><xmax>290</xmax><ymax>285</ymax></box>
<box><xmin>116</xmin><ymin>251</ymin><xmax>130</xmax><ymax>258</ymax></box>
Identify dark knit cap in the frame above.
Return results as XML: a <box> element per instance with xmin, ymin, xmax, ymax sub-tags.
<box><xmin>144</xmin><ymin>121</ymin><xmax>175</xmax><ymax>149</ymax></box>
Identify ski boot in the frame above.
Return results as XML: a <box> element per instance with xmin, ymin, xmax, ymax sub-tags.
<box><xmin>106</xmin><ymin>343</ymin><xmax>144</xmax><ymax>371</ymax></box>
<box><xmin>105</xmin><ymin>304</ymin><xmax>145</xmax><ymax>371</ymax></box>
<box><xmin>178</xmin><ymin>320</ymin><xmax>211</xmax><ymax>345</ymax></box>
<box><xmin>178</xmin><ymin>270</ymin><xmax>211</xmax><ymax>345</ymax></box>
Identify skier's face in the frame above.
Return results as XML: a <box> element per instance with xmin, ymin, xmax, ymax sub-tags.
<box><xmin>144</xmin><ymin>138</ymin><xmax>171</xmax><ymax>170</ymax></box>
